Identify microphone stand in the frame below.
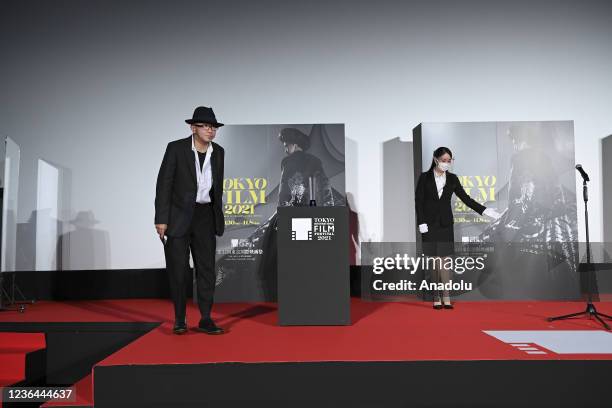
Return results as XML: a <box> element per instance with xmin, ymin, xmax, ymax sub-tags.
<box><xmin>547</xmin><ymin>177</ymin><xmax>612</xmax><ymax>329</ymax></box>
<box><xmin>0</xmin><ymin>273</ymin><xmax>27</xmax><ymax>313</ymax></box>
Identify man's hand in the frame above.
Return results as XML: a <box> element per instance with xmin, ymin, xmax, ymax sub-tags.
<box><xmin>419</xmin><ymin>223</ymin><xmax>428</xmax><ymax>234</ymax></box>
<box><xmin>155</xmin><ymin>224</ymin><xmax>168</xmax><ymax>240</ymax></box>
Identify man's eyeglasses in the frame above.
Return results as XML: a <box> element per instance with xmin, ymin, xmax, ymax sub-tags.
<box><xmin>193</xmin><ymin>123</ymin><xmax>218</xmax><ymax>130</ymax></box>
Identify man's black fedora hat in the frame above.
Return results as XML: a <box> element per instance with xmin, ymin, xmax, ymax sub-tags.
<box><xmin>185</xmin><ymin>106</ymin><xmax>224</xmax><ymax>127</ymax></box>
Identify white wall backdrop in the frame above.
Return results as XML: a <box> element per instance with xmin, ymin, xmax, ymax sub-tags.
<box><xmin>1</xmin><ymin>0</ymin><xmax>611</xmax><ymax>270</ymax></box>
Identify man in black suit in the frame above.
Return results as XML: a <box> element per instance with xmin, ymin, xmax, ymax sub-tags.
<box><xmin>155</xmin><ymin>106</ymin><xmax>226</xmax><ymax>335</ymax></box>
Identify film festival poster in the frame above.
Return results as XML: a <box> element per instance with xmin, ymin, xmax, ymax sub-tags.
<box><xmin>211</xmin><ymin>124</ymin><xmax>346</xmax><ymax>302</ymax></box>
<box><xmin>417</xmin><ymin>121</ymin><xmax>579</xmax><ymax>300</ymax></box>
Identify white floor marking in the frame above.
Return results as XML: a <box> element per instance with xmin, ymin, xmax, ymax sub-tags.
<box><xmin>484</xmin><ymin>330</ymin><xmax>612</xmax><ymax>354</ymax></box>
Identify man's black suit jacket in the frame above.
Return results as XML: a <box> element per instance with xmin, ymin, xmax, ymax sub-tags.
<box><xmin>415</xmin><ymin>169</ymin><xmax>485</xmax><ymax>228</ymax></box>
<box><xmin>155</xmin><ymin>136</ymin><xmax>225</xmax><ymax>237</ymax></box>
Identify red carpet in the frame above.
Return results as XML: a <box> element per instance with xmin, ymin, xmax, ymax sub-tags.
<box><xmin>0</xmin><ymin>332</ymin><xmax>45</xmax><ymax>384</ymax></box>
<box><xmin>0</xmin><ymin>333</ymin><xmax>46</xmax><ymax>404</ymax></box>
<box><xmin>3</xmin><ymin>299</ymin><xmax>612</xmax><ymax>364</ymax></box>
<box><xmin>99</xmin><ymin>300</ymin><xmax>612</xmax><ymax>365</ymax></box>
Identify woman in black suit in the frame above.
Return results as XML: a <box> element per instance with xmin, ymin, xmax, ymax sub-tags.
<box><xmin>415</xmin><ymin>147</ymin><xmax>500</xmax><ymax>309</ymax></box>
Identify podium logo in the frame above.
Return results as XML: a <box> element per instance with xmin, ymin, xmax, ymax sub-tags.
<box><xmin>291</xmin><ymin>218</ymin><xmax>313</xmax><ymax>240</ymax></box>
<box><xmin>291</xmin><ymin>217</ymin><xmax>335</xmax><ymax>241</ymax></box>
<box><xmin>230</xmin><ymin>239</ymin><xmax>253</xmax><ymax>248</ymax></box>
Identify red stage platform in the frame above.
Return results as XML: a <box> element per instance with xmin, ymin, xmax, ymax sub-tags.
<box><xmin>2</xmin><ymin>299</ymin><xmax>612</xmax><ymax>407</ymax></box>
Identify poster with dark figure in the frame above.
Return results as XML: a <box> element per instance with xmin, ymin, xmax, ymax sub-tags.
<box><xmin>415</xmin><ymin>121</ymin><xmax>579</xmax><ymax>300</ymax></box>
<box><xmin>277</xmin><ymin>127</ymin><xmax>334</xmax><ymax>206</ymax></box>
<box><xmin>480</xmin><ymin>123</ymin><xmax>577</xmax><ymax>245</ymax></box>
<box><xmin>211</xmin><ymin>124</ymin><xmax>345</xmax><ymax>302</ymax></box>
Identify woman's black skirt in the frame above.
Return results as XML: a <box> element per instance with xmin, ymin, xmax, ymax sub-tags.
<box><xmin>421</xmin><ymin>224</ymin><xmax>454</xmax><ymax>257</ymax></box>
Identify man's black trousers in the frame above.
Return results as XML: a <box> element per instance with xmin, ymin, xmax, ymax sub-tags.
<box><xmin>164</xmin><ymin>202</ymin><xmax>216</xmax><ymax>323</ymax></box>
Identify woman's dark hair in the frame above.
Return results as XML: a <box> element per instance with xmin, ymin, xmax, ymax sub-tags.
<box><xmin>428</xmin><ymin>146</ymin><xmax>453</xmax><ymax>171</ymax></box>
<box><xmin>279</xmin><ymin>128</ymin><xmax>311</xmax><ymax>151</ymax></box>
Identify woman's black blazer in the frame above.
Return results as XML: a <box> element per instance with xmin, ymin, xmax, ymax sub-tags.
<box><xmin>415</xmin><ymin>169</ymin><xmax>485</xmax><ymax>228</ymax></box>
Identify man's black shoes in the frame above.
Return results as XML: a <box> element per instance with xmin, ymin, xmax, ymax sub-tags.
<box><xmin>196</xmin><ymin>319</ymin><xmax>225</xmax><ymax>335</ymax></box>
<box><xmin>172</xmin><ymin>318</ymin><xmax>226</xmax><ymax>335</ymax></box>
<box><xmin>173</xmin><ymin>321</ymin><xmax>187</xmax><ymax>335</ymax></box>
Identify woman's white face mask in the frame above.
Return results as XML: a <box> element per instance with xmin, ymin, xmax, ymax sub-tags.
<box><xmin>435</xmin><ymin>158</ymin><xmax>452</xmax><ymax>172</ymax></box>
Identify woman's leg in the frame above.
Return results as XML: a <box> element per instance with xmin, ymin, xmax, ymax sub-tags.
<box><xmin>430</xmin><ymin>257</ymin><xmax>442</xmax><ymax>306</ymax></box>
<box><xmin>440</xmin><ymin>256</ymin><xmax>452</xmax><ymax>305</ymax></box>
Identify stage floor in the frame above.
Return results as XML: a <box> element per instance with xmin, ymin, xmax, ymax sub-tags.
<box><xmin>4</xmin><ymin>299</ymin><xmax>612</xmax><ymax>407</ymax></box>
<box><xmin>3</xmin><ymin>298</ymin><xmax>612</xmax><ymax>364</ymax></box>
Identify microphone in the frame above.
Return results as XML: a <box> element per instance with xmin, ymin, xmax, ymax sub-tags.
<box><xmin>575</xmin><ymin>164</ymin><xmax>590</xmax><ymax>182</ymax></box>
